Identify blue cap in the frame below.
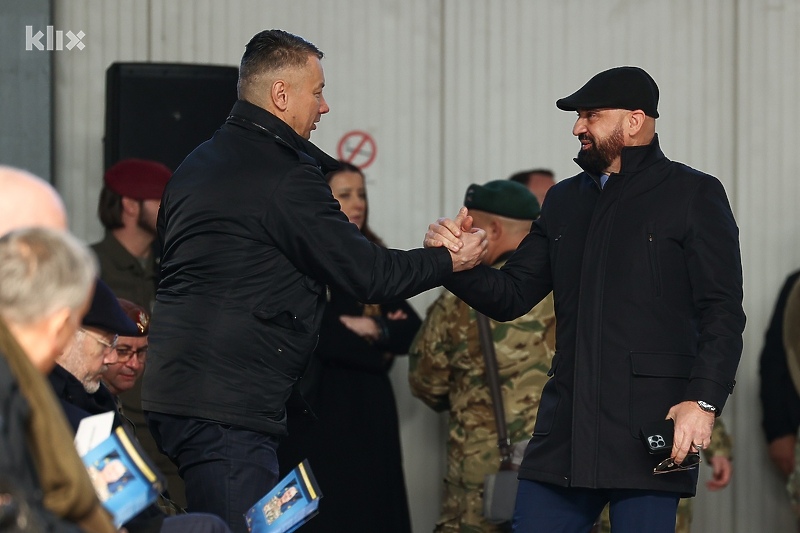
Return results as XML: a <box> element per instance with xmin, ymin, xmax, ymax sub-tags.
<box><xmin>82</xmin><ymin>279</ymin><xmax>140</xmax><ymax>336</ymax></box>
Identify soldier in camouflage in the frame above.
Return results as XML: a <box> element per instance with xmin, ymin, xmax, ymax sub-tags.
<box><xmin>595</xmin><ymin>418</ymin><xmax>734</xmax><ymax>533</ymax></box>
<box><xmin>409</xmin><ymin>180</ymin><xmax>556</xmax><ymax>533</ymax></box>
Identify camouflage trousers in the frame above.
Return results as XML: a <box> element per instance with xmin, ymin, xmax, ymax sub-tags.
<box><xmin>596</xmin><ymin>498</ymin><xmax>691</xmax><ymax>533</ymax></box>
<box><xmin>434</xmin><ymin>480</ymin><xmax>512</xmax><ymax>533</ymax></box>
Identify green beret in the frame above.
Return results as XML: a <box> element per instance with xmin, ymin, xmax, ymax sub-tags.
<box><xmin>463</xmin><ymin>180</ymin><xmax>541</xmax><ymax>220</ymax></box>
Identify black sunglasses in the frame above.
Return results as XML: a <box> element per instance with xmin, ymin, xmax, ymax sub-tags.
<box><xmin>653</xmin><ymin>452</ymin><xmax>701</xmax><ymax>475</ymax></box>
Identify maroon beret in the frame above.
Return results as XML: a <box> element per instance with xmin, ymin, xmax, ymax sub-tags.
<box><xmin>103</xmin><ymin>158</ymin><xmax>172</xmax><ymax>200</ymax></box>
<box><xmin>116</xmin><ymin>298</ymin><xmax>150</xmax><ymax>336</ymax></box>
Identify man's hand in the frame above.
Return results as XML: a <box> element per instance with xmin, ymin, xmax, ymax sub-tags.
<box><xmin>666</xmin><ymin>401</ymin><xmax>715</xmax><ymax>465</ymax></box>
<box><xmin>386</xmin><ymin>309</ymin><xmax>407</xmax><ymax>320</ymax></box>
<box><xmin>423</xmin><ymin>207</ymin><xmax>487</xmax><ymax>271</ymax></box>
<box><xmin>706</xmin><ymin>456</ymin><xmax>732</xmax><ymax>491</ymax></box>
<box><xmin>768</xmin><ymin>434</ymin><xmax>797</xmax><ymax>478</ymax></box>
<box><xmin>449</xmin><ymin>228</ymin><xmax>487</xmax><ymax>272</ymax></box>
<box><xmin>424</xmin><ymin>207</ymin><xmax>474</xmax><ymax>252</ymax></box>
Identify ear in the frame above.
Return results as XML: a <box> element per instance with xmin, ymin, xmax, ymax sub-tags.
<box><xmin>271</xmin><ymin>79</ymin><xmax>289</xmax><ymax>112</ymax></box>
<box><xmin>120</xmin><ymin>197</ymin><xmax>140</xmax><ymax>217</ymax></box>
<box><xmin>486</xmin><ymin>219</ymin><xmax>503</xmax><ymax>241</ymax></box>
<box><xmin>626</xmin><ymin>110</ymin><xmax>646</xmax><ymax>136</ymax></box>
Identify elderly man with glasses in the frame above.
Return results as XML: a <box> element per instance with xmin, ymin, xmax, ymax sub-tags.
<box><xmin>49</xmin><ymin>278</ymin><xmax>139</xmax><ymax>430</ymax></box>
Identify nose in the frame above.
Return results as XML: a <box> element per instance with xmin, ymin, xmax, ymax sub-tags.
<box><xmin>572</xmin><ymin>117</ymin><xmax>587</xmax><ymax>137</ymax></box>
<box><xmin>319</xmin><ymin>95</ymin><xmax>330</xmax><ymax>115</ymax></box>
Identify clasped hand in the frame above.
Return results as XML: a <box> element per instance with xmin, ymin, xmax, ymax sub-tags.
<box><xmin>423</xmin><ymin>207</ymin><xmax>487</xmax><ymax>272</ymax></box>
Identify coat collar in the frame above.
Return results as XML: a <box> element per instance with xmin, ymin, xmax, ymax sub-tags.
<box><xmin>574</xmin><ymin>133</ymin><xmax>666</xmax><ymax>180</ymax></box>
<box><xmin>226</xmin><ymin>100</ymin><xmax>340</xmax><ymax>175</ymax></box>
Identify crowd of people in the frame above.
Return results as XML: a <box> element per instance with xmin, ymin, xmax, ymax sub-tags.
<box><xmin>0</xmin><ymin>26</ymin><xmax>797</xmax><ymax>533</ymax></box>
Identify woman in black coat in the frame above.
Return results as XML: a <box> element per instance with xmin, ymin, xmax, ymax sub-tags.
<box><xmin>278</xmin><ymin>162</ymin><xmax>420</xmax><ymax>533</ymax></box>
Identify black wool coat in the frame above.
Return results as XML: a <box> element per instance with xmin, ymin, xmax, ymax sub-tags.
<box><xmin>445</xmin><ymin>135</ymin><xmax>745</xmax><ymax>495</ymax></box>
<box><xmin>142</xmin><ymin>100</ymin><xmax>451</xmax><ymax>436</ymax></box>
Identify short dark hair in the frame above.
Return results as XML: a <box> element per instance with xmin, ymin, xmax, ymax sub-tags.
<box><xmin>238</xmin><ymin>29</ymin><xmax>324</xmax><ymax>98</ymax></box>
<box><xmin>97</xmin><ymin>186</ymin><xmax>124</xmax><ymax>230</ymax></box>
<box><xmin>508</xmin><ymin>168</ymin><xmax>555</xmax><ymax>185</ymax></box>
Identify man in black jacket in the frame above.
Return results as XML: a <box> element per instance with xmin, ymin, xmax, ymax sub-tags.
<box><xmin>759</xmin><ymin>270</ymin><xmax>800</xmax><ymax>478</ymax></box>
<box><xmin>426</xmin><ymin>67</ymin><xmax>745</xmax><ymax>532</ymax></box>
<box><xmin>141</xmin><ymin>29</ymin><xmax>486</xmax><ymax>532</ymax></box>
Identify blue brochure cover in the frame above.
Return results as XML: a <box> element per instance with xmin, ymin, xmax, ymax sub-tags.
<box><xmin>81</xmin><ymin>425</ymin><xmax>165</xmax><ymax>528</ymax></box>
<box><xmin>245</xmin><ymin>459</ymin><xmax>323</xmax><ymax>533</ymax></box>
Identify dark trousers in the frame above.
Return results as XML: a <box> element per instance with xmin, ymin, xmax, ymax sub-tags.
<box><xmin>513</xmin><ymin>479</ymin><xmax>680</xmax><ymax>533</ymax></box>
<box><xmin>162</xmin><ymin>513</ymin><xmax>232</xmax><ymax>533</ymax></box>
<box><xmin>146</xmin><ymin>412</ymin><xmax>280</xmax><ymax>533</ymax></box>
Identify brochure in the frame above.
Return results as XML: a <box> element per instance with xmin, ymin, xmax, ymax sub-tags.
<box><xmin>81</xmin><ymin>425</ymin><xmax>165</xmax><ymax>528</ymax></box>
<box><xmin>245</xmin><ymin>459</ymin><xmax>322</xmax><ymax>533</ymax></box>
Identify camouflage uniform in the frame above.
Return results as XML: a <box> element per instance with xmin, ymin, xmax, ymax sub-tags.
<box><xmin>408</xmin><ymin>260</ymin><xmax>556</xmax><ymax>533</ymax></box>
<box><xmin>596</xmin><ymin>418</ymin><xmax>734</xmax><ymax>533</ymax></box>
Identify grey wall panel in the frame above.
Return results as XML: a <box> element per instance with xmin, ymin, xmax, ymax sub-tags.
<box><xmin>54</xmin><ymin>0</ymin><xmax>150</xmax><ymax>240</ymax></box>
<box><xmin>0</xmin><ymin>0</ymin><xmax>52</xmax><ymax>180</ymax></box>
<box><xmin>732</xmin><ymin>1</ymin><xmax>800</xmax><ymax>532</ymax></box>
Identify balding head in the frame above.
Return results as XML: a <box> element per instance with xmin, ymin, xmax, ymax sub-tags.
<box><xmin>0</xmin><ymin>165</ymin><xmax>67</xmax><ymax>236</ymax></box>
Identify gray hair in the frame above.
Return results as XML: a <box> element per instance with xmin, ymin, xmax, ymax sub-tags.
<box><xmin>0</xmin><ymin>228</ymin><xmax>98</xmax><ymax>325</ymax></box>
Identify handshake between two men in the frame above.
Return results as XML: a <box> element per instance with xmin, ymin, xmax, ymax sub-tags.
<box><xmin>426</xmin><ymin>206</ymin><xmax>488</xmax><ymax>271</ymax></box>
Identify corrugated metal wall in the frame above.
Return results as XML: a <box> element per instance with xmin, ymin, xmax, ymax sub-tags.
<box><xmin>53</xmin><ymin>1</ymin><xmax>800</xmax><ymax>531</ymax></box>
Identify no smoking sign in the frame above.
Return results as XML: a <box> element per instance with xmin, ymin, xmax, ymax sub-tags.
<box><xmin>336</xmin><ymin>130</ymin><xmax>377</xmax><ymax>169</ymax></box>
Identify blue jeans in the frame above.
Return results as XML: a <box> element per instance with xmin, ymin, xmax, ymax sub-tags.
<box><xmin>146</xmin><ymin>412</ymin><xmax>280</xmax><ymax>533</ymax></box>
<box><xmin>512</xmin><ymin>479</ymin><xmax>680</xmax><ymax>533</ymax></box>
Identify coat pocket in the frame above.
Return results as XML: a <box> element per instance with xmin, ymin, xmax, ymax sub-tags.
<box><xmin>628</xmin><ymin>351</ymin><xmax>693</xmax><ymax>438</ymax></box>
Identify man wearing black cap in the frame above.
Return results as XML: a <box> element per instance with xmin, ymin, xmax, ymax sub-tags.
<box><xmin>426</xmin><ymin>66</ymin><xmax>745</xmax><ymax>532</ymax></box>
<box><xmin>410</xmin><ymin>180</ymin><xmax>555</xmax><ymax>532</ymax></box>
<box><xmin>50</xmin><ymin>279</ymin><xmax>140</xmax><ymax>429</ymax></box>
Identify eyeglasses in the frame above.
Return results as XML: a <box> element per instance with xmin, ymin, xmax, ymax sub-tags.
<box><xmin>80</xmin><ymin>328</ymin><xmax>118</xmax><ymax>353</ymax></box>
<box><xmin>653</xmin><ymin>452</ymin><xmax>701</xmax><ymax>475</ymax></box>
<box><xmin>114</xmin><ymin>345</ymin><xmax>148</xmax><ymax>364</ymax></box>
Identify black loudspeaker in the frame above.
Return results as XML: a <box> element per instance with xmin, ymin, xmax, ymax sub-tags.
<box><xmin>104</xmin><ymin>62</ymin><xmax>239</xmax><ymax>171</ymax></box>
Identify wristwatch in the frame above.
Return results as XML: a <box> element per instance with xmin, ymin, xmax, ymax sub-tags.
<box><xmin>696</xmin><ymin>400</ymin><xmax>717</xmax><ymax>414</ymax></box>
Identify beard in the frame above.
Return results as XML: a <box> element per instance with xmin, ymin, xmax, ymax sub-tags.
<box><xmin>137</xmin><ymin>202</ymin><xmax>157</xmax><ymax>236</ymax></box>
<box><xmin>576</xmin><ymin>122</ymin><xmax>625</xmax><ymax>175</ymax></box>
<box><xmin>82</xmin><ymin>372</ymin><xmax>103</xmax><ymax>394</ymax></box>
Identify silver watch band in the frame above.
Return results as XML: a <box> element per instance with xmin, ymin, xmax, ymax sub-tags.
<box><xmin>696</xmin><ymin>400</ymin><xmax>717</xmax><ymax>413</ymax></box>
